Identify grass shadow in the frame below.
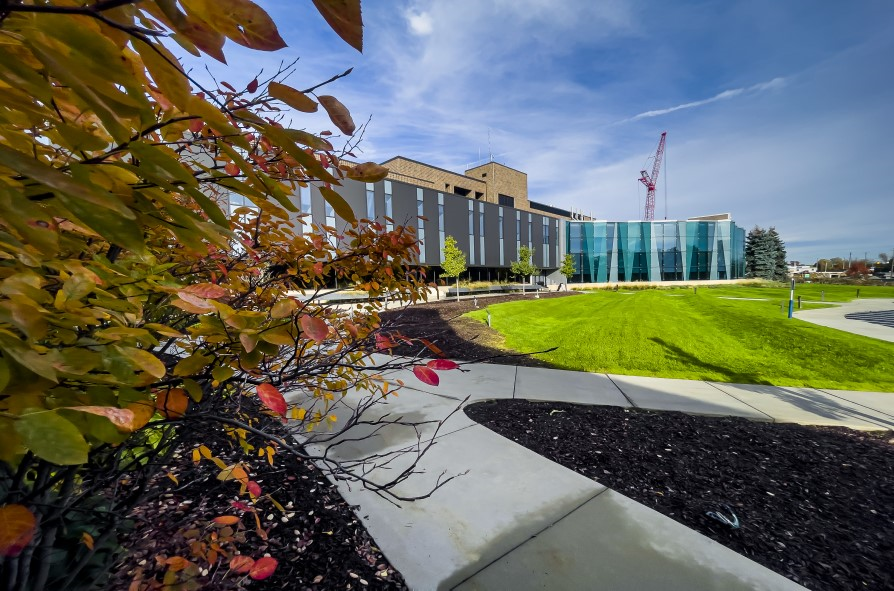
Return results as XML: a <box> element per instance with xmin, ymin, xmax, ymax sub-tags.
<box><xmin>648</xmin><ymin>337</ymin><xmax>775</xmax><ymax>386</ymax></box>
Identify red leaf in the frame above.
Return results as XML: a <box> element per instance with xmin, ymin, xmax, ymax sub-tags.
<box><xmin>257</xmin><ymin>383</ymin><xmax>287</xmax><ymax>416</ymax></box>
<box><xmin>231</xmin><ymin>501</ymin><xmax>251</xmax><ymax>511</ymax></box>
<box><xmin>247</xmin><ymin>78</ymin><xmax>259</xmax><ymax>93</ymax></box>
<box><xmin>225</xmin><ymin>162</ymin><xmax>240</xmax><ymax>176</ymax></box>
<box><xmin>221</xmin><ymin>81</ymin><xmax>237</xmax><ymax>92</ymax></box>
<box><xmin>230</xmin><ymin>555</ymin><xmax>255</xmax><ymax>574</ymax></box>
<box><xmin>427</xmin><ymin>359</ymin><xmax>459</xmax><ymax>371</ymax></box>
<box><xmin>375</xmin><ymin>333</ymin><xmax>396</xmax><ymax>350</ymax></box>
<box><xmin>247</xmin><ymin>481</ymin><xmax>262</xmax><ymax>497</ymax></box>
<box><xmin>300</xmin><ymin>315</ymin><xmax>329</xmax><ymax>342</ymax></box>
<box><xmin>0</xmin><ymin>505</ymin><xmax>36</xmax><ymax>557</ymax></box>
<box><xmin>182</xmin><ymin>283</ymin><xmax>228</xmax><ymax>299</ymax></box>
<box><xmin>188</xmin><ymin>119</ymin><xmax>204</xmax><ymax>133</ymax></box>
<box><xmin>249</xmin><ymin>556</ymin><xmax>278</xmax><ymax>580</ymax></box>
<box><xmin>413</xmin><ymin>365</ymin><xmax>439</xmax><ymax>386</ymax></box>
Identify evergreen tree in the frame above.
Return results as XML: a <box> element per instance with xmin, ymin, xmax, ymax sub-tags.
<box><xmin>767</xmin><ymin>227</ymin><xmax>788</xmax><ymax>281</ymax></box>
<box><xmin>745</xmin><ymin>226</ymin><xmax>787</xmax><ymax>281</ymax></box>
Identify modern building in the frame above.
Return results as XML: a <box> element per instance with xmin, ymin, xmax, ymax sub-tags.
<box><xmin>230</xmin><ymin>156</ymin><xmax>745</xmax><ymax>284</ymax></box>
<box><xmin>566</xmin><ymin>215</ymin><xmax>746</xmax><ymax>283</ymax></box>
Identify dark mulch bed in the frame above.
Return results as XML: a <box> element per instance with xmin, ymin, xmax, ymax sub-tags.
<box><xmin>466</xmin><ymin>399</ymin><xmax>894</xmax><ymax>591</ymax></box>
<box><xmin>379</xmin><ymin>291</ymin><xmax>578</xmax><ymax>367</ymax></box>
<box><xmin>110</xmin><ymin>416</ymin><xmax>407</xmax><ymax>590</ymax></box>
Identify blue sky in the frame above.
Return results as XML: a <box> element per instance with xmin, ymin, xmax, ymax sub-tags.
<box><xmin>182</xmin><ymin>0</ymin><xmax>894</xmax><ymax>264</ymax></box>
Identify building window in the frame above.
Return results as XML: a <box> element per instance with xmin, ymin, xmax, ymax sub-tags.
<box><xmin>478</xmin><ymin>202</ymin><xmax>485</xmax><ymax>265</ymax></box>
<box><xmin>516</xmin><ymin>210</ymin><xmax>521</xmax><ymax>255</ymax></box>
<box><xmin>384</xmin><ymin>180</ymin><xmax>393</xmax><ymax>232</ymax></box>
<box><xmin>324</xmin><ymin>200</ymin><xmax>336</xmax><ymax>247</ymax></box>
<box><xmin>365</xmin><ymin>182</ymin><xmax>375</xmax><ymax>220</ymax></box>
<box><xmin>468</xmin><ymin>200</ymin><xmax>475</xmax><ymax>263</ymax></box>
<box><xmin>437</xmin><ymin>193</ymin><xmax>445</xmax><ymax>256</ymax></box>
<box><xmin>298</xmin><ymin>186</ymin><xmax>312</xmax><ymax>232</ymax></box>
<box><xmin>527</xmin><ymin>213</ymin><xmax>532</xmax><ymax>249</ymax></box>
<box><xmin>498</xmin><ymin>194</ymin><xmax>514</xmax><ymax>207</ymax></box>
<box><xmin>498</xmin><ymin>206</ymin><xmax>504</xmax><ymax>265</ymax></box>
<box><xmin>416</xmin><ymin>188</ymin><xmax>426</xmax><ymax>264</ymax></box>
<box><xmin>543</xmin><ymin>217</ymin><xmax>549</xmax><ymax>266</ymax></box>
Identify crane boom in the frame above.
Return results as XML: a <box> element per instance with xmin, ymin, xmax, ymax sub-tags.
<box><xmin>638</xmin><ymin>131</ymin><xmax>666</xmax><ymax>221</ymax></box>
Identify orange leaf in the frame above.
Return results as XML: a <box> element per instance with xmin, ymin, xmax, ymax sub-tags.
<box><xmin>311</xmin><ymin>0</ymin><xmax>363</xmax><ymax>51</ymax></box>
<box><xmin>126</xmin><ymin>400</ymin><xmax>156</xmax><ymax>430</ymax></box>
<box><xmin>0</xmin><ymin>505</ymin><xmax>36</xmax><ymax>557</ymax></box>
<box><xmin>224</xmin><ymin>162</ymin><xmax>239</xmax><ymax>175</ymax></box>
<box><xmin>155</xmin><ymin>388</ymin><xmax>189</xmax><ymax>419</ymax></box>
<box><xmin>413</xmin><ymin>365</ymin><xmax>439</xmax><ymax>386</ymax></box>
<box><xmin>81</xmin><ymin>532</ymin><xmax>94</xmax><ymax>550</ymax></box>
<box><xmin>318</xmin><ymin>95</ymin><xmax>355</xmax><ymax>135</ymax></box>
<box><xmin>165</xmin><ymin>556</ymin><xmax>191</xmax><ymax>572</ymax></box>
<box><xmin>249</xmin><ymin>556</ymin><xmax>278</xmax><ymax>580</ymax></box>
<box><xmin>256</xmin><ymin>383</ymin><xmax>286</xmax><ymax>416</ymax></box>
<box><xmin>213</xmin><ymin>515</ymin><xmax>240</xmax><ymax>525</ymax></box>
<box><xmin>230</xmin><ymin>554</ymin><xmax>255</xmax><ymax>573</ymax></box>
<box><xmin>172</xmin><ymin>292</ymin><xmax>214</xmax><ymax>314</ymax></box>
<box><xmin>189</xmin><ymin>119</ymin><xmax>204</xmax><ymax>133</ymax></box>
<box><xmin>300</xmin><ymin>315</ymin><xmax>329</xmax><ymax>342</ymax></box>
<box><xmin>217</xmin><ymin>464</ymin><xmax>249</xmax><ymax>484</ymax></box>
<box><xmin>182</xmin><ymin>283</ymin><xmax>228</xmax><ymax>299</ymax></box>
<box><xmin>68</xmin><ymin>406</ymin><xmax>137</xmax><ymax>431</ymax></box>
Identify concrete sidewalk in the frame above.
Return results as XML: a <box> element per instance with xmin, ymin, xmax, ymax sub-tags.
<box><xmin>288</xmin><ymin>361</ymin><xmax>892</xmax><ymax>590</ymax></box>
<box><xmin>795</xmin><ymin>296</ymin><xmax>894</xmax><ymax>342</ymax></box>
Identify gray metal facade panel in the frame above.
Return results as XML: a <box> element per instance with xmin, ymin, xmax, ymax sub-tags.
<box><xmin>483</xmin><ymin>201</ymin><xmax>501</xmax><ymax>267</ymax></box>
<box><xmin>336</xmin><ymin>180</ymin><xmax>366</xmax><ymax>226</ymax></box>
<box><xmin>443</xmin><ymin>193</ymin><xmax>469</xmax><ymax>261</ymax></box>
<box><xmin>420</xmin><ymin>187</ymin><xmax>440</xmax><ymax>265</ymax></box>
<box><xmin>390</xmin><ymin>181</ymin><xmax>418</xmax><ymax>228</ymax></box>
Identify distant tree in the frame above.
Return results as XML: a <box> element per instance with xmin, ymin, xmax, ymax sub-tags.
<box><xmin>830</xmin><ymin>257</ymin><xmax>847</xmax><ymax>271</ymax></box>
<box><xmin>847</xmin><ymin>261</ymin><xmax>871</xmax><ymax>278</ymax></box>
<box><xmin>511</xmin><ymin>246</ymin><xmax>540</xmax><ymax>285</ymax></box>
<box><xmin>746</xmin><ymin>226</ymin><xmax>788</xmax><ymax>281</ymax></box>
<box><xmin>815</xmin><ymin>258</ymin><xmax>830</xmax><ymax>271</ymax></box>
<box><xmin>767</xmin><ymin>227</ymin><xmax>788</xmax><ymax>281</ymax></box>
<box><xmin>559</xmin><ymin>253</ymin><xmax>576</xmax><ymax>286</ymax></box>
<box><xmin>441</xmin><ymin>235</ymin><xmax>467</xmax><ymax>301</ymax></box>
<box><xmin>880</xmin><ymin>252</ymin><xmax>890</xmax><ymax>264</ymax></box>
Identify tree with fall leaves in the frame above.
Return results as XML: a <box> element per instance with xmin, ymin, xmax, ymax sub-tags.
<box><xmin>0</xmin><ymin>1</ymin><xmax>460</xmax><ymax>588</ymax></box>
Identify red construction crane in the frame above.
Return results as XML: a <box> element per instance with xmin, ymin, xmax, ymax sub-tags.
<box><xmin>638</xmin><ymin>131</ymin><xmax>666</xmax><ymax>221</ymax></box>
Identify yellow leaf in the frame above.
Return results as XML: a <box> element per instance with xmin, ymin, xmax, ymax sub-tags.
<box><xmin>347</xmin><ymin>162</ymin><xmax>389</xmax><ymax>183</ymax></box>
<box><xmin>183</xmin><ymin>0</ymin><xmax>287</xmax><ymax>51</ymax></box>
<box><xmin>268</xmin><ymin>82</ymin><xmax>318</xmax><ymax>112</ymax></box>
<box><xmin>270</xmin><ymin>298</ymin><xmax>297</xmax><ymax>319</ymax></box>
<box><xmin>166</xmin><ymin>472</ymin><xmax>179</xmax><ymax>485</ymax></box>
<box><xmin>134</xmin><ymin>39</ymin><xmax>191</xmax><ymax>109</ymax></box>
<box><xmin>319</xmin><ymin>186</ymin><xmax>356</xmax><ymax>224</ymax></box>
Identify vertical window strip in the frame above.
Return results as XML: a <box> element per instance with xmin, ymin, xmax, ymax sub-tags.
<box><xmin>498</xmin><ymin>206</ymin><xmax>504</xmax><ymax>265</ymax></box>
<box><xmin>478</xmin><ymin>202</ymin><xmax>485</xmax><ymax>265</ymax></box>
<box><xmin>416</xmin><ymin>188</ymin><xmax>425</xmax><ymax>264</ymax></box>
<box><xmin>437</xmin><ymin>193</ymin><xmax>445</xmax><ymax>257</ymax></box>
<box><xmin>468</xmin><ymin>201</ymin><xmax>474</xmax><ymax>263</ymax></box>
<box><xmin>543</xmin><ymin>218</ymin><xmax>549</xmax><ymax>266</ymax></box>
<box><xmin>365</xmin><ymin>182</ymin><xmax>375</xmax><ymax>220</ymax></box>
<box><xmin>384</xmin><ymin>180</ymin><xmax>393</xmax><ymax>232</ymax></box>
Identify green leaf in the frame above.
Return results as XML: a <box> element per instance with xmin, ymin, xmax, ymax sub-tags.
<box><xmin>211</xmin><ymin>366</ymin><xmax>234</xmax><ymax>383</ymax></box>
<box><xmin>15</xmin><ymin>411</ymin><xmax>90</xmax><ymax>465</ymax></box>
<box><xmin>319</xmin><ymin>186</ymin><xmax>356</xmax><ymax>224</ymax></box>
<box><xmin>173</xmin><ymin>352</ymin><xmax>211</xmax><ymax>376</ymax></box>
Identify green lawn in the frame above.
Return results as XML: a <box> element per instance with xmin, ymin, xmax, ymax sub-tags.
<box><xmin>466</xmin><ymin>285</ymin><xmax>894</xmax><ymax>391</ymax></box>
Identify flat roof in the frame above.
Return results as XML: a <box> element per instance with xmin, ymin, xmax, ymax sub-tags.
<box><xmin>382</xmin><ymin>156</ymin><xmax>484</xmax><ymax>184</ymax></box>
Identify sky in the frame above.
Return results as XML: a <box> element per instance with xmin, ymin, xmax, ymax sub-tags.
<box><xmin>179</xmin><ymin>0</ymin><xmax>894</xmax><ymax>264</ymax></box>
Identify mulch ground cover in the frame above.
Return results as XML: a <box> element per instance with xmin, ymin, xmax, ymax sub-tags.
<box><xmin>465</xmin><ymin>399</ymin><xmax>894</xmax><ymax>591</ymax></box>
<box><xmin>379</xmin><ymin>291</ymin><xmax>578</xmax><ymax>366</ymax></box>
<box><xmin>111</xmin><ymin>415</ymin><xmax>407</xmax><ymax>590</ymax></box>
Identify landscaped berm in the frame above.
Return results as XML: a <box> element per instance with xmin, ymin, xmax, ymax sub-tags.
<box><xmin>462</xmin><ymin>284</ymin><xmax>894</xmax><ymax>391</ymax></box>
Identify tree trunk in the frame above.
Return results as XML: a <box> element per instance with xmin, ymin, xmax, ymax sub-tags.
<box><xmin>456</xmin><ymin>275</ymin><xmax>459</xmax><ymax>302</ymax></box>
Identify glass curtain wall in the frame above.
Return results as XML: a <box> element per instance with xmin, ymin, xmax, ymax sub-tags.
<box><xmin>567</xmin><ymin>220</ymin><xmax>745</xmax><ymax>283</ymax></box>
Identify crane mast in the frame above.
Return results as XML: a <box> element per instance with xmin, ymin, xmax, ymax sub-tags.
<box><xmin>638</xmin><ymin>131</ymin><xmax>666</xmax><ymax>221</ymax></box>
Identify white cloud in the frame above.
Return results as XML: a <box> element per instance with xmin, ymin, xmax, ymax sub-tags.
<box><xmin>405</xmin><ymin>10</ymin><xmax>433</xmax><ymax>36</ymax></box>
<box><xmin>624</xmin><ymin>77</ymin><xmax>787</xmax><ymax>122</ymax></box>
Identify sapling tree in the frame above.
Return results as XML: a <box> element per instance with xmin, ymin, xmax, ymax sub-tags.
<box><xmin>559</xmin><ymin>253</ymin><xmax>576</xmax><ymax>287</ymax></box>
<box><xmin>0</xmin><ymin>1</ymin><xmax>461</xmax><ymax>588</ymax></box>
<box><xmin>441</xmin><ymin>235</ymin><xmax>467</xmax><ymax>302</ymax></box>
<box><xmin>511</xmin><ymin>246</ymin><xmax>540</xmax><ymax>285</ymax></box>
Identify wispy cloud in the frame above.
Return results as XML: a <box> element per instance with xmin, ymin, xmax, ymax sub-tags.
<box><xmin>623</xmin><ymin>77</ymin><xmax>786</xmax><ymax>122</ymax></box>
